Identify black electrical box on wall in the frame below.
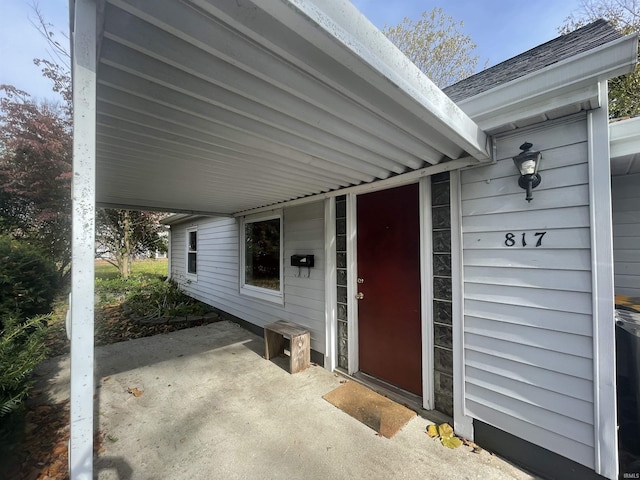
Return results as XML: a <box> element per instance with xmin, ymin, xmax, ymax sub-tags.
<box><xmin>291</xmin><ymin>254</ymin><xmax>314</xmax><ymax>267</ymax></box>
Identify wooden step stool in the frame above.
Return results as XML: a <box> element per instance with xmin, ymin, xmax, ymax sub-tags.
<box><xmin>264</xmin><ymin>320</ymin><xmax>310</xmax><ymax>373</ymax></box>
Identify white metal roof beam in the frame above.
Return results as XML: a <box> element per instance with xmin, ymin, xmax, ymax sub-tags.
<box><xmin>102</xmin><ymin>41</ymin><xmax>410</xmax><ymax>178</ymax></box>
<box><xmin>189</xmin><ymin>0</ymin><xmax>489</xmax><ymax>160</ymax></box>
<box><xmin>106</xmin><ymin>0</ymin><xmax>455</xmax><ymax>164</ymax></box>
<box><xmin>94</xmin><ymin>166</ymin><xmax>286</xmax><ymax>210</ymax></box>
<box><xmin>100</xmin><ymin>5</ymin><xmax>433</xmax><ymax>169</ymax></box>
<box><xmin>97</xmin><ymin>63</ymin><xmax>390</xmax><ymax>179</ymax></box>
<box><xmin>94</xmin><ymin>123</ymin><xmax>342</xmax><ymax>193</ymax></box>
<box><xmin>96</xmin><ymin>104</ymin><xmax>352</xmax><ymax>189</ymax></box>
<box><xmin>96</xmin><ymin>85</ymin><xmax>367</xmax><ymax>184</ymax></box>
<box><xmin>95</xmin><ymin>105</ymin><xmax>350</xmax><ymax>187</ymax></box>
<box><xmin>94</xmin><ymin>137</ymin><xmax>333</xmax><ymax>198</ymax></box>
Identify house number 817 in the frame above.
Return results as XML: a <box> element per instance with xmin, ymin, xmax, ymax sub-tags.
<box><xmin>505</xmin><ymin>232</ymin><xmax>546</xmax><ymax>247</ymax></box>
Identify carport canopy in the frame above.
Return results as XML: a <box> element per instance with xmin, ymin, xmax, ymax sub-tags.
<box><xmin>79</xmin><ymin>0</ymin><xmax>489</xmax><ymax>216</ymax></box>
<box><xmin>67</xmin><ymin>1</ymin><xmax>492</xmax><ymax>478</ymax></box>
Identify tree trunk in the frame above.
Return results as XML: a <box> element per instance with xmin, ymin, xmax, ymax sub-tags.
<box><xmin>120</xmin><ymin>210</ymin><xmax>132</xmax><ymax>278</ymax></box>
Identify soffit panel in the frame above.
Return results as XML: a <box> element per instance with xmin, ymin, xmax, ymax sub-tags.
<box><xmin>96</xmin><ymin>0</ymin><xmax>487</xmax><ymax>214</ymax></box>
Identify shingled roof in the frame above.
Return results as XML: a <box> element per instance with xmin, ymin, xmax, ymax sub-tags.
<box><xmin>443</xmin><ymin>19</ymin><xmax>622</xmax><ymax>102</ymax></box>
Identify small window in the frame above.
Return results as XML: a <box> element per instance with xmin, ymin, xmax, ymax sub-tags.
<box><xmin>187</xmin><ymin>227</ymin><xmax>197</xmax><ymax>277</ymax></box>
<box><xmin>241</xmin><ymin>213</ymin><xmax>282</xmax><ymax>302</ymax></box>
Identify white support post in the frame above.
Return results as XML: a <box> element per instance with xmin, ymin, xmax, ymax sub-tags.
<box><xmin>70</xmin><ymin>0</ymin><xmax>97</xmax><ymax>478</ymax></box>
<box><xmin>588</xmin><ymin>81</ymin><xmax>618</xmax><ymax>479</ymax></box>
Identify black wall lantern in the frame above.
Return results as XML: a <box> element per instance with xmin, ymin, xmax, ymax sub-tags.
<box><xmin>512</xmin><ymin>142</ymin><xmax>542</xmax><ymax>203</ymax></box>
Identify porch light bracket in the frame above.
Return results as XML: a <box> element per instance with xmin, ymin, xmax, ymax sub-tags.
<box><xmin>512</xmin><ymin>142</ymin><xmax>542</xmax><ymax>203</ymax></box>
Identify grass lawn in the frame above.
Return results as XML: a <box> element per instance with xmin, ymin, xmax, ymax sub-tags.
<box><xmin>95</xmin><ymin>258</ymin><xmax>168</xmax><ymax>279</ymax></box>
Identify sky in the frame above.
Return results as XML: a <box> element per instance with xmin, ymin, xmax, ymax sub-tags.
<box><xmin>0</xmin><ymin>0</ymin><xmax>585</xmax><ymax>103</ymax></box>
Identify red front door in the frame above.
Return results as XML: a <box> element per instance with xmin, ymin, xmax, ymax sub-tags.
<box><xmin>356</xmin><ymin>183</ymin><xmax>422</xmax><ymax>395</ymax></box>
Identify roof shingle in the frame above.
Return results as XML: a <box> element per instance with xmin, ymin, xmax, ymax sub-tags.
<box><xmin>443</xmin><ymin>19</ymin><xmax>622</xmax><ymax>102</ymax></box>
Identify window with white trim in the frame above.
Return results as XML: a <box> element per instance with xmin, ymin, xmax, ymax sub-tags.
<box><xmin>240</xmin><ymin>212</ymin><xmax>283</xmax><ymax>303</ymax></box>
<box><xmin>186</xmin><ymin>227</ymin><xmax>197</xmax><ymax>278</ymax></box>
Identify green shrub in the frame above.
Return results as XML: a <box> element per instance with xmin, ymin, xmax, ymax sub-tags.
<box><xmin>0</xmin><ymin>236</ymin><xmax>59</xmax><ymax>319</ymax></box>
<box><xmin>124</xmin><ymin>278</ymin><xmax>211</xmax><ymax>318</ymax></box>
<box><xmin>95</xmin><ymin>274</ymin><xmax>212</xmax><ymax>318</ymax></box>
<box><xmin>0</xmin><ymin>316</ymin><xmax>48</xmax><ymax>419</ymax></box>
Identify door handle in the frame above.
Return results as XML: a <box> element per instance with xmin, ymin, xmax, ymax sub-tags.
<box><xmin>355</xmin><ymin>292</ymin><xmax>364</xmax><ymax>300</ymax></box>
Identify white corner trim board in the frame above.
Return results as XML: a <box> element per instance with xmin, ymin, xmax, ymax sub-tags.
<box><xmin>587</xmin><ymin>81</ymin><xmax>618</xmax><ymax>480</ymax></box>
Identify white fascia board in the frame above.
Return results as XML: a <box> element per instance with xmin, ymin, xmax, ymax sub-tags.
<box><xmin>610</xmin><ymin>116</ymin><xmax>640</xmax><ymax>159</ymax></box>
<box><xmin>458</xmin><ymin>34</ymin><xmax>638</xmax><ymax>131</ymax></box>
<box><xmin>273</xmin><ymin>0</ymin><xmax>490</xmax><ymax>161</ymax></box>
<box><xmin>474</xmin><ymin>83</ymin><xmax>602</xmax><ymax>133</ymax></box>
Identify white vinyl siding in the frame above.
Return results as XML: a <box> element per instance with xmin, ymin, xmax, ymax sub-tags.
<box><xmin>460</xmin><ymin>114</ymin><xmax>596</xmax><ymax>469</ymax></box>
<box><xmin>169</xmin><ymin>202</ymin><xmax>326</xmax><ymax>353</ymax></box>
<box><xmin>612</xmin><ymin>173</ymin><xmax>640</xmax><ymax>297</ymax></box>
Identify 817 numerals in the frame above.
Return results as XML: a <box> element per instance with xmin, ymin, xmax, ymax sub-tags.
<box><xmin>505</xmin><ymin>232</ymin><xmax>546</xmax><ymax>247</ymax></box>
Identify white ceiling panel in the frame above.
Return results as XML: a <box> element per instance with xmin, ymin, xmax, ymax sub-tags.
<box><xmin>92</xmin><ymin>0</ymin><xmax>489</xmax><ymax>214</ymax></box>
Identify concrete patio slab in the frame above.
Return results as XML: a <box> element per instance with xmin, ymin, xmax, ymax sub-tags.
<box><xmin>35</xmin><ymin>321</ymin><xmax>538</xmax><ymax>480</ymax></box>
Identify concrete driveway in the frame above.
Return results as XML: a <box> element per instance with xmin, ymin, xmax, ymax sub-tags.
<box><xmin>36</xmin><ymin>321</ymin><xmax>536</xmax><ymax>480</ymax></box>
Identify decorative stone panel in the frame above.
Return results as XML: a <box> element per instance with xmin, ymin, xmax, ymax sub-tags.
<box><xmin>431</xmin><ymin>172</ymin><xmax>454</xmax><ymax>418</ymax></box>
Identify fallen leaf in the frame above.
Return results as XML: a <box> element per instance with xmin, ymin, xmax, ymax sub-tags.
<box><xmin>127</xmin><ymin>387</ymin><xmax>143</xmax><ymax>397</ymax></box>
<box><xmin>441</xmin><ymin>436</ymin><xmax>463</xmax><ymax>449</ymax></box>
<box><xmin>462</xmin><ymin>438</ymin><xmax>483</xmax><ymax>453</ymax></box>
<box><xmin>426</xmin><ymin>424</ymin><xmax>438</xmax><ymax>438</ymax></box>
<box><xmin>437</xmin><ymin>423</ymin><xmax>454</xmax><ymax>439</ymax></box>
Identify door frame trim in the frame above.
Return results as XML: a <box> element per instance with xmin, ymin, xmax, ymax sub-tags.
<box><xmin>324</xmin><ymin>197</ymin><xmax>337</xmax><ymax>371</ymax></box>
<box><xmin>346</xmin><ymin>193</ymin><xmax>359</xmax><ymax>375</ymax></box>
<box><xmin>419</xmin><ymin>177</ymin><xmax>435</xmax><ymax>410</ymax></box>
